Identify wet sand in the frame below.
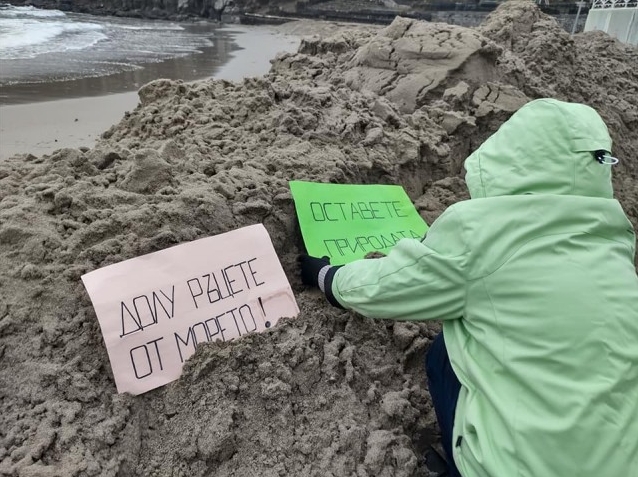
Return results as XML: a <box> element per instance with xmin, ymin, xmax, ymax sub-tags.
<box><xmin>0</xmin><ymin>25</ymin><xmax>300</xmax><ymax>160</ymax></box>
<box><xmin>0</xmin><ymin>92</ymin><xmax>139</xmax><ymax>159</ymax></box>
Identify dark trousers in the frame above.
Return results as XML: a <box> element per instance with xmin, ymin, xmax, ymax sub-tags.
<box><xmin>426</xmin><ymin>332</ymin><xmax>463</xmax><ymax>477</ymax></box>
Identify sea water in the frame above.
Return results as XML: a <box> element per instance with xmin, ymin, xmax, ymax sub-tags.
<box><xmin>0</xmin><ymin>4</ymin><xmax>290</xmax><ymax>104</ymax></box>
<box><xmin>0</xmin><ymin>5</ymin><xmax>107</xmax><ymax>60</ymax></box>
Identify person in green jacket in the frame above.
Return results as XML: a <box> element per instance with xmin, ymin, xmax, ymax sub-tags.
<box><xmin>299</xmin><ymin>98</ymin><xmax>638</xmax><ymax>477</ymax></box>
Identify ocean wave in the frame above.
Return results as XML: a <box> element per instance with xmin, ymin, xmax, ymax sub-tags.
<box><xmin>0</xmin><ymin>5</ymin><xmax>224</xmax><ymax>88</ymax></box>
<box><xmin>105</xmin><ymin>22</ymin><xmax>185</xmax><ymax>31</ymax></box>
<box><xmin>0</xmin><ymin>4</ymin><xmax>66</xmax><ymax>18</ymax></box>
<box><xmin>0</xmin><ymin>19</ymin><xmax>107</xmax><ymax>59</ymax></box>
<box><xmin>0</xmin><ymin>59</ymin><xmax>145</xmax><ymax>86</ymax></box>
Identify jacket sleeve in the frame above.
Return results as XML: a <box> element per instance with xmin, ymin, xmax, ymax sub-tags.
<box><xmin>328</xmin><ymin>206</ymin><xmax>469</xmax><ymax>321</ymax></box>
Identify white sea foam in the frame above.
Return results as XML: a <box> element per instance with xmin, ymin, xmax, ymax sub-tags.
<box><xmin>0</xmin><ymin>4</ymin><xmax>222</xmax><ymax>89</ymax></box>
<box><xmin>0</xmin><ymin>5</ymin><xmax>106</xmax><ymax>59</ymax></box>
<box><xmin>0</xmin><ymin>5</ymin><xmax>66</xmax><ymax>18</ymax></box>
<box><xmin>106</xmin><ymin>22</ymin><xmax>185</xmax><ymax>31</ymax></box>
<box><xmin>0</xmin><ymin>19</ymin><xmax>104</xmax><ymax>51</ymax></box>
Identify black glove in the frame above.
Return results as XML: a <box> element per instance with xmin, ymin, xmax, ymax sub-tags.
<box><xmin>298</xmin><ymin>255</ymin><xmax>331</xmax><ymax>288</ymax></box>
<box><xmin>298</xmin><ymin>255</ymin><xmax>345</xmax><ymax>309</ymax></box>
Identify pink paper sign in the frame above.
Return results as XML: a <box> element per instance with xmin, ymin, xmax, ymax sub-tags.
<box><xmin>81</xmin><ymin>224</ymin><xmax>299</xmax><ymax>395</ymax></box>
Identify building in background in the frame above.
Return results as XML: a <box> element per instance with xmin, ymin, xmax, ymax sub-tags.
<box><xmin>584</xmin><ymin>0</ymin><xmax>637</xmax><ymax>45</ymax></box>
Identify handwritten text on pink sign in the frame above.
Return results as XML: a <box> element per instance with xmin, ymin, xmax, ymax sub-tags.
<box><xmin>82</xmin><ymin>224</ymin><xmax>299</xmax><ymax>395</ymax></box>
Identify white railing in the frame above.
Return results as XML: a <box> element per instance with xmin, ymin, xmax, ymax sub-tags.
<box><xmin>591</xmin><ymin>0</ymin><xmax>638</xmax><ymax>9</ymax></box>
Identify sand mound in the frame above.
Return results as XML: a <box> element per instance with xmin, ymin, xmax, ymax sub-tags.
<box><xmin>1</xmin><ymin>1</ymin><xmax>637</xmax><ymax>476</ymax></box>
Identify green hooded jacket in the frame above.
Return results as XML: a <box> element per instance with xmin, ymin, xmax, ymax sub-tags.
<box><xmin>330</xmin><ymin>99</ymin><xmax>638</xmax><ymax>477</ymax></box>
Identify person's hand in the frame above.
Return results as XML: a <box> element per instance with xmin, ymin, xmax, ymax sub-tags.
<box><xmin>298</xmin><ymin>255</ymin><xmax>331</xmax><ymax>288</ymax></box>
<box><xmin>298</xmin><ymin>255</ymin><xmax>345</xmax><ymax>309</ymax></box>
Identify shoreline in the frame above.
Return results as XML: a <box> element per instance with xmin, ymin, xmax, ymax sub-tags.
<box><xmin>0</xmin><ymin>24</ymin><xmax>301</xmax><ymax>160</ymax></box>
<box><xmin>0</xmin><ymin>92</ymin><xmax>139</xmax><ymax>160</ymax></box>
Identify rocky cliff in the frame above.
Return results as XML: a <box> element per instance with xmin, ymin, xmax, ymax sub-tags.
<box><xmin>12</xmin><ymin>0</ymin><xmax>274</xmax><ymax>20</ymax></box>
<box><xmin>8</xmin><ymin>0</ymin><xmax>468</xmax><ymax>21</ymax></box>
<box><xmin>9</xmin><ymin>0</ymin><xmax>588</xmax><ymax>33</ymax></box>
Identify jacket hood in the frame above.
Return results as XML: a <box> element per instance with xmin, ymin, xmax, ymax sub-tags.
<box><xmin>464</xmin><ymin>99</ymin><xmax>614</xmax><ymax>199</ymax></box>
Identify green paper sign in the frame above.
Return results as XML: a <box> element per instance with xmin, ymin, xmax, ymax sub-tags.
<box><xmin>289</xmin><ymin>181</ymin><xmax>429</xmax><ymax>265</ymax></box>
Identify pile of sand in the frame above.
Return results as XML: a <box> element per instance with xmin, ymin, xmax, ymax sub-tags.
<box><xmin>1</xmin><ymin>1</ymin><xmax>637</xmax><ymax>476</ymax></box>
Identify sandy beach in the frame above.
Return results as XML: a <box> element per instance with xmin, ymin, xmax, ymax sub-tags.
<box><xmin>0</xmin><ymin>24</ymin><xmax>300</xmax><ymax>160</ymax></box>
<box><xmin>0</xmin><ymin>2</ymin><xmax>637</xmax><ymax>476</ymax></box>
<box><xmin>0</xmin><ymin>92</ymin><xmax>138</xmax><ymax>159</ymax></box>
